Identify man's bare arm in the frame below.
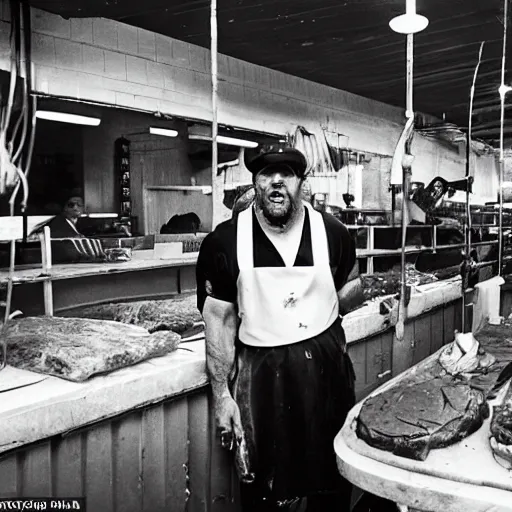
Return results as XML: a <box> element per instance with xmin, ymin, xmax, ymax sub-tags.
<box><xmin>202</xmin><ymin>296</ymin><xmax>242</xmax><ymax>444</ymax></box>
<box><xmin>203</xmin><ymin>296</ymin><xmax>238</xmax><ymax>400</ymax></box>
<box><xmin>337</xmin><ymin>263</ymin><xmax>365</xmax><ymax>315</ymax></box>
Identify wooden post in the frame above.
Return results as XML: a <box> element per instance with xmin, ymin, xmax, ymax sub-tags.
<box><xmin>210</xmin><ymin>0</ymin><xmax>222</xmax><ymax>229</ymax></box>
<box><xmin>40</xmin><ymin>226</ymin><xmax>53</xmax><ymax>316</ymax></box>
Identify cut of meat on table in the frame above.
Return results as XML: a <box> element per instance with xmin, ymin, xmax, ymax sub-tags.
<box><xmin>4</xmin><ymin>316</ymin><xmax>181</xmax><ymax>382</ymax></box>
<box><xmin>69</xmin><ymin>294</ymin><xmax>202</xmax><ymax>335</ymax></box>
<box><xmin>356</xmin><ymin>377</ymin><xmax>489</xmax><ymax>461</ymax></box>
<box><xmin>361</xmin><ymin>264</ymin><xmax>440</xmax><ymax>301</ymax></box>
<box><xmin>489</xmin><ymin>381</ymin><xmax>512</xmax><ymax>469</ymax></box>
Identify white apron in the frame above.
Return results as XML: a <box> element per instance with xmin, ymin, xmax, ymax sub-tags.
<box><xmin>236</xmin><ymin>201</ymin><xmax>339</xmax><ymax>347</ymax></box>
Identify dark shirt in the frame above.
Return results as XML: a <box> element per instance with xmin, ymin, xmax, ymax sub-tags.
<box><xmin>196</xmin><ymin>208</ymin><xmax>356</xmax><ymax>313</ymax></box>
<box><xmin>47</xmin><ymin>214</ymin><xmax>83</xmax><ymax>239</ymax></box>
<box><xmin>46</xmin><ymin>214</ymin><xmax>84</xmax><ymax>264</ymax></box>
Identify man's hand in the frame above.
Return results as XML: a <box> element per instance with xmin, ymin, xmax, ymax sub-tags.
<box><xmin>215</xmin><ymin>395</ymin><xmax>243</xmax><ymax>450</ymax></box>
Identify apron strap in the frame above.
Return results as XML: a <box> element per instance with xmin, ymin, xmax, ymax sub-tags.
<box><xmin>305</xmin><ymin>202</ymin><xmax>330</xmax><ymax>266</ymax></box>
<box><xmin>237</xmin><ymin>207</ymin><xmax>254</xmax><ymax>270</ymax></box>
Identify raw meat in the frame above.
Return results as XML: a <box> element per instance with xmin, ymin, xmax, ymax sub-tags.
<box><xmin>489</xmin><ymin>379</ymin><xmax>512</xmax><ymax>469</ymax></box>
<box><xmin>356</xmin><ymin>377</ymin><xmax>489</xmax><ymax>461</ymax></box>
<box><xmin>4</xmin><ymin>316</ymin><xmax>181</xmax><ymax>382</ymax></box>
<box><xmin>361</xmin><ymin>264</ymin><xmax>440</xmax><ymax>301</ymax></box>
<box><xmin>71</xmin><ymin>294</ymin><xmax>202</xmax><ymax>335</ymax></box>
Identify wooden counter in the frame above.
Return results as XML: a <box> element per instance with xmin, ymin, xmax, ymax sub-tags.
<box><xmin>0</xmin><ymin>254</ymin><xmax>198</xmax><ymax>284</ymax></box>
<box><xmin>0</xmin><ymin>276</ymin><xmax>507</xmax><ymax>512</ymax></box>
<box><xmin>1</xmin><ymin>254</ymin><xmax>198</xmax><ymax>315</ymax></box>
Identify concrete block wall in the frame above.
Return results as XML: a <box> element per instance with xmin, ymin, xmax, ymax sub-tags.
<box><xmin>0</xmin><ymin>0</ymin><xmax>500</xmax><ymax>205</ymax></box>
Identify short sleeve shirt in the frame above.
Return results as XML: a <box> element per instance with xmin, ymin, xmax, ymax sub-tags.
<box><xmin>196</xmin><ymin>208</ymin><xmax>356</xmax><ymax>313</ymax></box>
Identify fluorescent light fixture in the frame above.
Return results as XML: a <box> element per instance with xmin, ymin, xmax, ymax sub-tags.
<box><xmin>389</xmin><ymin>0</ymin><xmax>428</xmax><ymax>34</ymax></box>
<box><xmin>149</xmin><ymin>127</ymin><xmax>179</xmax><ymax>137</ymax></box>
<box><xmin>189</xmin><ymin>134</ymin><xmax>259</xmax><ymax>148</ymax></box>
<box><xmin>80</xmin><ymin>213</ymin><xmax>119</xmax><ymax>218</ymax></box>
<box><xmin>36</xmin><ymin>110</ymin><xmax>101</xmax><ymax>126</ymax></box>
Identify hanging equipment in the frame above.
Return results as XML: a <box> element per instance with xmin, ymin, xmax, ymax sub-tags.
<box><xmin>1</xmin><ymin>0</ymin><xmax>36</xmax><ymax>371</ymax></box>
<box><xmin>210</xmin><ymin>0</ymin><xmax>220</xmax><ymax>229</ymax></box>
<box><xmin>498</xmin><ymin>0</ymin><xmax>511</xmax><ymax>276</ymax></box>
<box><xmin>389</xmin><ymin>0</ymin><xmax>428</xmax><ymax>340</ymax></box>
<box><xmin>461</xmin><ymin>42</ymin><xmax>485</xmax><ymax>333</ymax></box>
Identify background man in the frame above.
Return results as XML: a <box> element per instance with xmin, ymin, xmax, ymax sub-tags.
<box><xmin>47</xmin><ymin>193</ymin><xmax>85</xmax><ymax>238</ymax></box>
<box><xmin>197</xmin><ymin>146</ymin><xmax>364</xmax><ymax>511</ymax></box>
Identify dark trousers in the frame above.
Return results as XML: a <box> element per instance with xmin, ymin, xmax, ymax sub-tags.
<box><xmin>233</xmin><ymin>321</ymin><xmax>356</xmax><ymax>511</ymax></box>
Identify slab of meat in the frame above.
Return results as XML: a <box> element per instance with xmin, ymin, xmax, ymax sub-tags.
<box><xmin>356</xmin><ymin>377</ymin><xmax>489</xmax><ymax>461</ymax></box>
<box><xmin>4</xmin><ymin>316</ymin><xmax>181</xmax><ymax>382</ymax></box>
<box><xmin>361</xmin><ymin>264</ymin><xmax>439</xmax><ymax>301</ymax></box>
<box><xmin>70</xmin><ymin>294</ymin><xmax>202</xmax><ymax>335</ymax></box>
<box><xmin>489</xmin><ymin>376</ymin><xmax>512</xmax><ymax>469</ymax></box>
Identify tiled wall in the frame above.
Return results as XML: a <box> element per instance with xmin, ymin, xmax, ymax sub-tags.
<box><xmin>0</xmin><ymin>1</ymin><xmax>500</xmax><ymax>204</ymax></box>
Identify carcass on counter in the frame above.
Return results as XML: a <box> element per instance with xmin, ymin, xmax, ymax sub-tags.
<box><xmin>69</xmin><ymin>294</ymin><xmax>203</xmax><ymax>336</ymax></box>
<box><xmin>3</xmin><ymin>316</ymin><xmax>181</xmax><ymax>382</ymax></box>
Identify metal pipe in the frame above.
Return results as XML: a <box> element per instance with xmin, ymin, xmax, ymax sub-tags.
<box><xmin>498</xmin><ymin>0</ymin><xmax>509</xmax><ymax>276</ymax></box>
<box><xmin>210</xmin><ymin>0</ymin><xmax>220</xmax><ymax>229</ymax></box>
<box><xmin>462</xmin><ymin>41</ymin><xmax>485</xmax><ymax>331</ymax></box>
<box><xmin>397</xmin><ymin>33</ymin><xmax>414</xmax><ymax>341</ymax></box>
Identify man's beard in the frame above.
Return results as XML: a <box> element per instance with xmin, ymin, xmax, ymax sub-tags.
<box><xmin>255</xmin><ymin>189</ymin><xmax>301</xmax><ymax>227</ymax></box>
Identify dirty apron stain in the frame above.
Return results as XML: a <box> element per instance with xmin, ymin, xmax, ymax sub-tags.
<box><xmin>232</xmin><ymin>202</ymin><xmax>356</xmax><ymax>502</ymax></box>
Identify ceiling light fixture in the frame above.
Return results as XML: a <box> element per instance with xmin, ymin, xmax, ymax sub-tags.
<box><xmin>36</xmin><ymin>111</ymin><xmax>101</xmax><ymax>126</ymax></box>
<box><xmin>189</xmin><ymin>134</ymin><xmax>259</xmax><ymax>148</ymax></box>
<box><xmin>82</xmin><ymin>213</ymin><xmax>119</xmax><ymax>219</ymax></box>
<box><xmin>389</xmin><ymin>0</ymin><xmax>429</xmax><ymax>34</ymax></box>
<box><xmin>149</xmin><ymin>127</ymin><xmax>179</xmax><ymax>137</ymax></box>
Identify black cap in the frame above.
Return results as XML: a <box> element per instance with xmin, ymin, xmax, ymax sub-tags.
<box><xmin>244</xmin><ymin>147</ymin><xmax>308</xmax><ymax>178</ymax></box>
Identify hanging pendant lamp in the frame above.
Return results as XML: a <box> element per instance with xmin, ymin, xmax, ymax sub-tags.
<box><xmin>389</xmin><ymin>0</ymin><xmax>429</xmax><ymax>34</ymax></box>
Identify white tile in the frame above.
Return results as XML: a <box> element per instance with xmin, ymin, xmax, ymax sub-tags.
<box><xmin>192</xmin><ymin>72</ymin><xmax>211</xmax><ymax>96</ymax></box>
<box><xmin>137</xmin><ymin>28</ymin><xmax>156</xmax><ymax>61</ymax></box>
<box><xmin>133</xmin><ymin>95</ymin><xmax>159</xmax><ymax>112</ymax></box>
<box><xmin>32</xmin><ymin>9</ymin><xmax>71</xmax><ymax>39</ymax></box>
<box><xmin>188</xmin><ymin>44</ymin><xmax>209</xmax><ymax>74</ymax></box>
<box><xmin>162</xmin><ymin>65</ymin><xmax>179</xmax><ymax>90</ymax></box>
<box><xmin>82</xmin><ymin>45</ymin><xmax>105</xmax><ymax>75</ymax></box>
<box><xmin>76</xmin><ymin>71</ymin><xmax>104</xmax><ymax>89</ymax></box>
<box><xmin>48</xmin><ymin>69</ymin><xmax>80</xmax><ymax>97</ymax></box>
<box><xmin>171</xmin><ymin>39</ymin><xmax>190</xmax><ymax>67</ymax></box>
<box><xmin>126</xmin><ymin>55</ymin><xmax>148</xmax><ymax>85</ymax></box>
<box><xmin>32</xmin><ymin>33</ymin><xmax>56</xmax><ymax>67</ymax></box>
<box><xmin>92</xmin><ymin>18</ymin><xmax>117</xmax><ymax>50</ymax></box>
<box><xmin>70</xmin><ymin>19</ymin><xmax>93</xmax><ymax>44</ymax></box>
<box><xmin>78</xmin><ymin>85</ymin><xmax>116</xmax><ymax>104</ymax></box>
<box><xmin>155</xmin><ymin>34</ymin><xmax>172</xmax><ymax>65</ymax></box>
<box><xmin>217</xmin><ymin>54</ymin><xmax>230</xmax><ymax>78</ymax></box>
<box><xmin>115</xmin><ymin>92</ymin><xmax>136</xmax><ymax>109</ymax></box>
<box><xmin>54</xmin><ymin>38</ymin><xmax>82</xmax><ymax>70</ymax></box>
<box><xmin>104</xmin><ymin>50</ymin><xmax>127</xmax><ymax>80</ymax></box>
<box><xmin>104</xmin><ymin>78</ymin><xmax>160</xmax><ymax>99</ymax></box>
<box><xmin>117</xmin><ymin>23</ymin><xmax>138</xmax><ymax>56</ymax></box>
<box><xmin>146</xmin><ymin>60</ymin><xmax>164</xmax><ymax>88</ymax></box>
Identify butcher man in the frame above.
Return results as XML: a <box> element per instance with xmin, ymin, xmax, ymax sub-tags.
<box><xmin>196</xmin><ymin>146</ymin><xmax>364</xmax><ymax>511</ymax></box>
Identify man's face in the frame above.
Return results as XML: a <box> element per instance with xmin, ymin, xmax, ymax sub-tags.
<box><xmin>254</xmin><ymin>165</ymin><xmax>303</xmax><ymax>226</ymax></box>
<box><xmin>63</xmin><ymin>196</ymin><xmax>84</xmax><ymax>220</ymax></box>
